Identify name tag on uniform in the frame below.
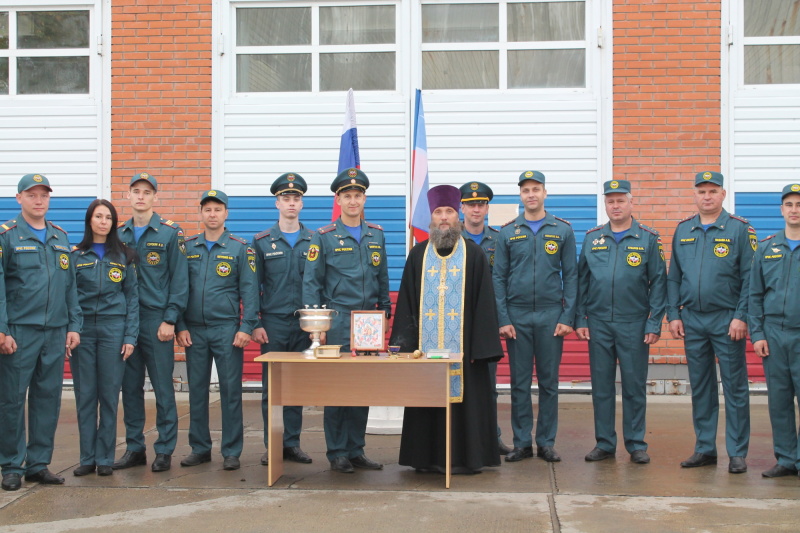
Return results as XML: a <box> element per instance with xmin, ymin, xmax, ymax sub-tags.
<box><xmin>679</xmin><ymin>238</ymin><xmax>696</xmax><ymax>244</ymax></box>
<box><xmin>145</xmin><ymin>242</ymin><xmax>165</xmax><ymax>248</ymax></box>
<box><xmin>52</xmin><ymin>244</ymin><xmax>70</xmax><ymax>252</ymax></box>
<box><xmin>216</xmin><ymin>255</ymin><xmax>234</xmax><ymax>260</ymax></box>
<box><xmin>14</xmin><ymin>246</ymin><xmax>38</xmax><ymax>252</ymax></box>
<box><xmin>713</xmin><ymin>238</ymin><xmax>731</xmax><ymax>243</ymax></box>
<box><xmin>334</xmin><ymin>247</ymin><xmax>354</xmax><ymax>253</ymax></box>
<box><xmin>509</xmin><ymin>235</ymin><xmax>528</xmax><ymax>242</ymax></box>
<box><xmin>76</xmin><ymin>262</ymin><xmax>95</xmax><ymax>268</ymax></box>
<box><xmin>764</xmin><ymin>254</ymin><xmax>783</xmax><ymax>260</ymax></box>
<box><xmin>368</xmin><ymin>244</ymin><xmax>382</xmax><ymax>250</ymax></box>
<box><xmin>626</xmin><ymin>246</ymin><xmax>645</xmax><ymax>251</ymax></box>
<box><xmin>543</xmin><ymin>234</ymin><xmax>561</xmax><ymax>240</ymax></box>
<box><xmin>591</xmin><ymin>246</ymin><xmax>608</xmax><ymax>251</ymax></box>
<box><xmin>186</xmin><ymin>254</ymin><xmax>201</xmax><ymax>260</ymax></box>
<box><xmin>264</xmin><ymin>251</ymin><xmax>284</xmax><ymax>258</ymax></box>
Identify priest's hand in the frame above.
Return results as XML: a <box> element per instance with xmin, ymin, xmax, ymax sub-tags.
<box><xmin>499</xmin><ymin>325</ymin><xmax>516</xmax><ymax>339</ymax></box>
<box><xmin>576</xmin><ymin>327</ymin><xmax>590</xmax><ymax>341</ymax></box>
<box><xmin>553</xmin><ymin>323</ymin><xmax>573</xmax><ymax>337</ymax></box>
<box><xmin>318</xmin><ymin>332</ymin><xmax>327</xmax><ymax>345</ymax></box>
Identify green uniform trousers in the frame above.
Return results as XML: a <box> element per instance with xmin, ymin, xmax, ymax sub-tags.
<box><xmin>71</xmin><ymin>318</ymin><xmax>126</xmax><ymax>467</ymax></box>
<box><xmin>762</xmin><ymin>322</ymin><xmax>800</xmax><ymax>470</ymax></box>
<box><xmin>260</xmin><ymin>315</ymin><xmax>306</xmax><ymax>449</ymax></box>
<box><xmin>121</xmin><ymin>311</ymin><xmax>178</xmax><ymax>455</ymax></box>
<box><xmin>185</xmin><ymin>321</ymin><xmax>244</xmax><ymax>458</ymax></box>
<box><xmin>506</xmin><ymin>305</ymin><xmax>563</xmax><ymax>448</ymax></box>
<box><xmin>0</xmin><ymin>325</ymin><xmax>66</xmax><ymax>476</ymax></box>
<box><xmin>587</xmin><ymin>317</ymin><xmax>649</xmax><ymax>453</ymax></box>
<box><xmin>683</xmin><ymin>308</ymin><xmax>750</xmax><ymax>457</ymax></box>
<box><xmin>323</xmin><ymin>311</ymin><xmax>368</xmax><ymax>462</ymax></box>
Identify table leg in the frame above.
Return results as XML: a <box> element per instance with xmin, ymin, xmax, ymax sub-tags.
<box><xmin>267</xmin><ymin>361</ymin><xmax>284</xmax><ymax>486</ymax></box>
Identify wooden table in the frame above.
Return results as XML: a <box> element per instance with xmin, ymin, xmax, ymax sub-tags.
<box><xmin>254</xmin><ymin>351</ymin><xmax>463</xmax><ymax>488</ymax></box>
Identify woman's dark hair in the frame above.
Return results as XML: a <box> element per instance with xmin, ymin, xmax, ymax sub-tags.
<box><xmin>76</xmin><ymin>199</ymin><xmax>136</xmax><ymax>265</ymax></box>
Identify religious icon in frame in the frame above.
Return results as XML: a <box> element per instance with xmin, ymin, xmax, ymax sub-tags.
<box><xmin>350</xmin><ymin>311</ymin><xmax>387</xmax><ymax>352</ymax></box>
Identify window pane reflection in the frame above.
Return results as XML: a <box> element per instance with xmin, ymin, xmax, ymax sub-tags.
<box><xmin>320</xmin><ymin>6</ymin><xmax>395</xmax><ymax>45</ymax></box>
<box><xmin>320</xmin><ymin>52</ymin><xmax>395</xmax><ymax>91</ymax></box>
<box><xmin>236</xmin><ymin>8</ymin><xmax>311</xmax><ymax>46</ymax></box>
<box><xmin>423</xmin><ymin>50</ymin><xmax>499</xmax><ymax>89</ymax></box>
<box><xmin>508</xmin><ymin>2</ymin><xmax>585</xmax><ymax>42</ymax></box>
<box><xmin>422</xmin><ymin>4</ymin><xmax>498</xmax><ymax>43</ymax></box>
<box><xmin>17</xmin><ymin>11</ymin><xmax>89</xmax><ymax>49</ymax></box>
<box><xmin>17</xmin><ymin>56</ymin><xmax>89</xmax><ymax>94</ymax></box>
<box><xmin>744</xmin><ymin>44</ymin><xmax>800</xmax><ymax>84</ymax></box>
<box><xmin>237</xmin><ymin>54</ymin><xmax>311</xmax><ymax>92</ymax></box>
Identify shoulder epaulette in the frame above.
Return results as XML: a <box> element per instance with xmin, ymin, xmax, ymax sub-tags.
<box><xmin>48</xmin><ymin>221</ymin><xmax>67</xmax><ymax>234</ymax></box>
<box><xmin>729</xmin><ymin>214</ymin><xmax>750</xmax><ymax>224</ymax></box>
<box><xmin>160</xmin><ymin>219</ymin><xmax>179</xmax><ymax>229</ymax></box>
<box><xmin>184</xmin><ymin>235</ymin><xmax>199</xmax><ymax>242</ymax></box>
<box><xmin>638</xmin><ymin>223</ymin><xmax>659</xmax><ymax>236</ymax></box>
<box><xmin>585</xmin><ymin>225</ymin><xmax>603</xmax><ymax>234</ymax></box>
<box><xmin>318</xmin><ymin>224</ymin><xmax>337</xmax><ymax>234</ymax></box>
<box><xmin>366</xmin><ymin>221</ymin><xmax>383</xmax><ymax>231</ymax></box>
<box><xmin>553</xmin><ymin>216</ymin><xmax>571</xmax><ymax>226</ymax></box>
<box><xmin>501</xmin><ymin>218</ymin><xmax>517</xmax><ymax>228</ymax></box>
<box><xmin>488</xmin><ymin>226</ymin><xmax>499</xmax><ymax>233</ymax></box>
<box><xmin>228</xmin><ymin>234</ymin><xmax>247</xmax><ymax>245</ymax></box>
<box><xmin>254</xmin><ymin>229</ymin><xmax>271</xmax><ymax>240</ymax></box>
<box><xmin>677</xmin><ymin>214</ymin><xmax>695</xmax><ymax>224</ymax></box>
<box><xmin>760</xmin><ymin>234</ymin><xmax>775</xmax><ymax>242</ymax></box>
<box><xmin>0</xmin><ymin>220</ymin><xmax>17</xmax><ymax>234</ymax></box>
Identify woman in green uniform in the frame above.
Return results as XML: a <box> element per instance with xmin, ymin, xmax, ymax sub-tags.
<box><xmin>70</xmin><ymin>200</ymin><xmax>139</xmax><ymax>476</ymax></box>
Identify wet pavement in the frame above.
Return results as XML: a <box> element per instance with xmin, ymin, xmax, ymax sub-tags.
<box><xmin>0</xmin><ymin>393</ymin><xmax>798</xmax><ymax>532</ymax></box>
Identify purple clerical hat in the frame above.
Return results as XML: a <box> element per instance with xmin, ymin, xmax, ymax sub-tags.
<box><xmin>427</xmin><ymin>185</ymin><xmax>461</xmax><ymax>213</ymax></box>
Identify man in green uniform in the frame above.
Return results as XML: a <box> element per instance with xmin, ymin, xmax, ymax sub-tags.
<box><xmin>0</xmin><ymin>174</ymin><xmax>82</xmax><ymax>491</ymax></box>
<box><xmin>749</xmin><ymin>183</ymin><xmax>800</xmax><ymax>478</ymax></box>
<box><xmin>576</xmin><ymin>180</ymin><xmax>666</xmax><ymax>464</ymax></box>
<box><xmin>493</xmin><ymin>171</ymin><xmax>577</xmax><ymax>463</ymax></box>
<box><xmin>115</xmin><ymin>172</ymin><xmax>189</xmax><ymax>473</ymax></box>
<box><xmin>176</xmin><ymin>190</ymin><xmax>258</xmax><ymax>471</ymax></box>
<box><xmin>252</xmin><ymin>173</ymin><xmax>314</xmax><ymax>466</ymax></box>
<box><xmin>303</xmin><ymin>168</ymin><xmax>391</xmax><ymax>473</ymax></box>
<box><xmin>459</xmin><ymin>181</ymin><xmax>511</xmax><ymax>455</ymax></box>
<box><xmin>668</xmin><ymin>171</ymin><xmax>754</xmax><ymax>474</ymax></box>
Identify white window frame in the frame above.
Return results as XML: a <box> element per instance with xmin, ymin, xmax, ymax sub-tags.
<box><xmin>228</xmin><ymin>0</ymin><xmax>402</xmax><ymax>95</ymax></box>
<box><xmin>0</xmin><ymin>2</ymin><xmax>101</xmax><ymax>100</ymax></box>
<box><xmin>419</xmin><ymin>0</ymin><xmax>591</xmax><ymax>93</ymax></box>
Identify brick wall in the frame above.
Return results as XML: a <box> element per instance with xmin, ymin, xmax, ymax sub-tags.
<box><xmin>613</xmin><ymin>0</ymin><xmax>722</xmax><ymax>361</ymax></box>
<box><xmin>110</xmin><ymin>0</ymin><xmax>213</xmax><ymax>237</ymax></box>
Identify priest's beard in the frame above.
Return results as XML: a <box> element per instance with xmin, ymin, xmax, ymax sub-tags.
<box><xmin>429</xmin><ymin>224</ymin><xmax>461</xmax><ymax>251</ymax></box>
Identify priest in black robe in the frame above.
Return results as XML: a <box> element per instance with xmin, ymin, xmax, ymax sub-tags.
<box><xmin>391</xmin><ymin>185</ymin><xmax>503</xmax><ymax>474</ymax></box>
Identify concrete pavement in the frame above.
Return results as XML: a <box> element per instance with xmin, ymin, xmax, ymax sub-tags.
<box><xmin>0</xmin><ymin>393</ymin><xmax>798</xmax><ymax>532</ymax></box>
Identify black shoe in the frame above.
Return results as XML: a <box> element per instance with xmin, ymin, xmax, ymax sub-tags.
<box><xmin>97</xmin><ymin>466</ymin><xmax>113</xmax><ymax>476</ymax></box>
<box><xmin>350</xmin><ymin>454</ymin><xmax>383</xmax><ymax>470</ymax></box>
<box><xmin>260</xmin><ymin>452</ymin><xmax>268</xmax><ymax>466</ymax></box>
<box><xmin>585</xmin><ymin>447</ymin><xmax>615</xmax><ymax>462</ymax></box>
<box><xmin>728</xmin><ymin>456</ymin><xmax>747</xmax><ymax>474</ymax></box>
<box><xmin>223</xmin><ymin>456</ymin><xmax>240</xmax><ymax>471</ymax></box>
<box><xmin>1</xmin><ymin>473</ymin><xmax>21</xmax><ymax>491</ymax></box>
<box><xmin>330</xmin><ymin>456</ymin><xmax>354</xmax><ymax>473</ymax></box>
<box><xmin>73</xmin><ymin>464</ymin><xmax>96</xmax><ymax>477</ymax></box>
<box><xmin>25</xmin><ymin>469</ymin><xmax>65</xmax><ymax>484</ymax></box>
<box><xmin>180</xmin><ymin>452</ymin><xmax>212</xmax><ymax>467</ymax></box>
<box><xmin>761</xmin><ymin>463</ymin><xmax>798</xmax><ymax>478</ymax></box>
<box><xmin>151</xmin><ymin>454</ymin><xmax>172</xmax><ymax>472</ymax></box>
<box><xmin>630</xmin><ymin>450</ymin><xmax>650</xmax><ymax>464</ymax></box>
<box><xmin>537</xmin><ymin>446</ymin><xmax>562</xmax><ymax>463</ymax></box>
<box><xmin>505</xmin><ymin>446</ymin><xmax>534</xmax><ymax>462</ymax></box>
<box><xmin>112</xmin><ymin>450</ymin><xmax>147</xmax><ymax>470</ymax></box>
<box><xmin>498</xmin><ymin>438</ymin><xmax>513</xmax><ymax>455</ymax></box>
<box><xmin>680</xmin><ymin>452</ymin><xmax>717</xmax><ymax>468</ymax></box>
<box><xmin>283</xmin><ymin>446</ymin><xmax>313</xmax><ymax>464</ymax></box>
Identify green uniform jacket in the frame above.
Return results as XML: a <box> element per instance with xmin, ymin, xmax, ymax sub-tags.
<box><xmin>0</xmin><ymin>214</ymin><xmax>82</xmax><ymax>334</ymax></box>
<box><xmin>576</xmin><ymin>219</ymin><xmax>667</xmax><ymax>334</ymax></box>
<box><xmin>179</xmin><ymin>231</ymin><xmax>259</xmax><ymax>335</ymax></box>
<box><xmin>302</xmin><ymin>218</ymin><xmax>391</xmax><ymax>315</ymax></box>
<box><xmin>118</xmin><ymin>213</ymin><xmax>189</xmax><ymax>324</ymax></box>
<box><xmin>72</xmin><ymin>248</ymin><xmax>140</xmax><ymax>346</ymax></box>
<box><xmin>493</xmin><ymin>212</ymin><xmax>578</xmax><ymax>328</ymax></box>
<box><xmin>748</xmin><ymin>231</ymin><xmax>800</xmax><ymax>343</ymax></box>
<box><xmin>462</xmin><ymin>225</ymin><xmax>499</xmax><ymax>269</ymax></box>
<box><xmin>253</xmin><ymin>222</ymin><xmax>313</xmax><ymax>319</ymax></box>
<box><xmin>667</xmin><ymin>209</ymin><xmax>756</xmax><ymax>322</ymax></box>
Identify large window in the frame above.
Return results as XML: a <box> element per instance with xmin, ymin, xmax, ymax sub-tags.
<box><xmin>743</xmin><ymin>0</ymin><xmax>800</xmax><ymax>85</ymax></box>
<box><xmin>422</xmin><ymin>0</ymin><xmax>586</xmax><ymax>90</ymax></box>
<box><xmin>235</xmin><ymin>4</ymin><xmax>398</xmax><ymax>92</ymax></box>
<box><xmin>0</xmin><ymin>9</ymin><xmax>91</xmax><ymax>95</ymax></box>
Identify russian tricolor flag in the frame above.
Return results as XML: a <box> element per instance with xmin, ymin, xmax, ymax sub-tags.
<box><xmin>332</xmin><ymin>88</ymin><xmax>360</xmax><ymax>221</ymax></box>
<box><xmin>410</xmin><ymin>89</ymin><xmax>430</xmax><ymax>242</ymax></box>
